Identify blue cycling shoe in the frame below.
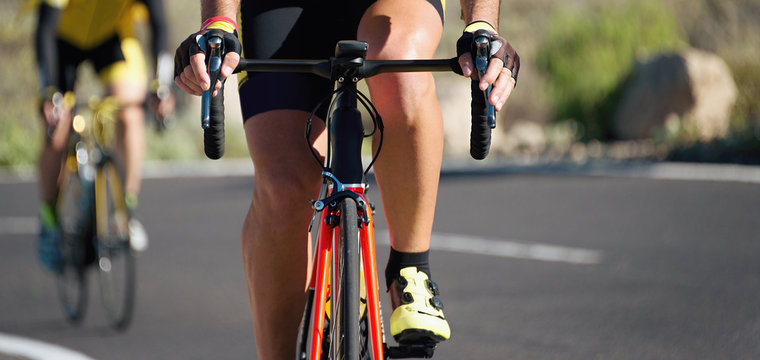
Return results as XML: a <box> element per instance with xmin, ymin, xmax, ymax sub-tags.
<box><xmin>38</xmin><ymin>221</ymin><xmax>63</xmax><ymax>273</ymax></box>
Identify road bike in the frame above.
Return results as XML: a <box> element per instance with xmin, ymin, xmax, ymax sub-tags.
<box><xmin>52</xmin><ymin>94</ymin><xmax>136</xmax><ymax>331</ymax></box>
<box><xmin>200</xmin><ymin>29</ymin><xmax>496</xmax><ymax>359</ymax></box>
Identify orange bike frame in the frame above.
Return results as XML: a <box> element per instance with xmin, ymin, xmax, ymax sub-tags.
<box><xmin>306</xmin><ymin>186</ymin><xmax>384</xmax><ymax>360</ymax></box>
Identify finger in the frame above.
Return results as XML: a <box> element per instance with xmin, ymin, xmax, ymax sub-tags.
<box><xmin>479</xmin><ymin>57</ymin><xmax>504</xmax><ymax>91</ymax></box>
<box><xmin>174</xmin><ymin>77</ymin><xmax>195</xmax><ymax>96</ymax></box>
<box><xmin>180</xmin><ymin>69</ymin><xmax>203</xmax><ymax>95</ymax></box>
<box><xmin>213</xmin><ymin>80</ymin><xmax>223</xmax><ymax>97</ymax></box>
<box><xmin>503</xmin><ymin>43</ymin><xmax>520</xmax><ymax>85</ymax></box>
<box><xmin>182</xmin><ymin>65</ymin><xmax>204</xmax><ymax>89</ymax></box>
<box><xmin>189</xmin><ymin>52</ymin><xmax>210</xmax><ymax>90</ymax></box>
<box><xmin>511</xmin><ymin>52</ymin><xmax>521</xmax><ymax>84</ymax></box>
<box><xmin>220</xmin><ymin>51</ymin><xmax>240</xmax><ymax>79</ymax></box>
<box><xmin>457</xmin><ymin>53</ymin><xmax>474</xmax><ymax>78</ymax></box>
<box><xmin>491</xmin><ymin>68</ymin><xmax>515</xmax><ymax>111</ymax></box>
<box><xmin>178</xmin><ymin>70</ymin><xmax>203</xmax><ymax>96</ymax></box>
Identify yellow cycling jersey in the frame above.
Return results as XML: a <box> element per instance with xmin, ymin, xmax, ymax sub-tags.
<box><xmin>41</xmin><ymin>0</ymin><xmax>146</xmax><ymax>49</ymax></box>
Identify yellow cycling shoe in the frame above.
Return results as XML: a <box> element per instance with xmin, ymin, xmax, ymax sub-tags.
<box><xmin>389</xmin><ymin>267</ymin><xmax>451</xmax><ymax>345</ymax></box>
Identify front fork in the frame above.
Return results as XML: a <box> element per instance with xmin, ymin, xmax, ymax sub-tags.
<box><xmin>307</xmin><ymin>171</ymin><xmax>385</xmax><ymax>360</ymax></box>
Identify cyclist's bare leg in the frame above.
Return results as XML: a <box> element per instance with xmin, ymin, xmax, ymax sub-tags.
<box><xmin>109</xmin><ymin>82</ymin><xmax>146</xmax><ymax>200</ymax></box>
<box><xmin>38</xmin><ymin>108</ymin><xmax>73</xmax><ymax>206</ymax></box>
<box><xmin>241</xmin><ymin>110</ymin><xmax>326</xmax><ymax>360</ymax></box>
<box><xmin>357</xmin><ymin>0</ymin><xmax>444</xmax><ymax>254</ymax></box>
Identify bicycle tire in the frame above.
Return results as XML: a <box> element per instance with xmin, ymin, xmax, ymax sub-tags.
<box><xmin>94</xmin><ymin>159</ymin><xmax>135</xmax><ymax>331</ymax></box>
<box><xmin>55</xmin><ymin>167</ymin><xmax>92</xmax><ymax>324</ymax></box>
<box><xmin>331</xmin><ymin>198</ymin><xmax>360</xmax><ymax>360</ymax></box>
<box><xmin>295</xmin><ymin>289</ymin><xmax>315</xmax><ymax>360</ymax></box>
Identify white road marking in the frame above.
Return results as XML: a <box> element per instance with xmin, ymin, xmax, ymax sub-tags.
<box><xmin>375</xmin><ymin>230</ymin><xmax>602</xmax><ymax>265</ymax></box>
<box><xmin>0</xmin><ymin>216</ymin><xmax>37</xmax><ymax>235</ymax></box>
<box><xmin>0</xmin><ymin>333</ymin><xmax>95</xmax><ymax>360</ymax></box>
<box><xmin>3</xmin><ymin>215</ymin><xmax>602</xmax><ymax>264</ymax></box>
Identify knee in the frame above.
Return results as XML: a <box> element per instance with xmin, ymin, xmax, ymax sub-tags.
<box><xmin>252</xmin><ymin>167</ymin><xmax>321</xmax><ymax>215</ymax></box>
<box><xmin>364</xmin><ymin>43</ymin><xmax>437</xmax><ymax>106</ymax></box>
<box><xmin>242</xmin><ymin>169</ymin><xmax>319</xmax><ymax>248</ymax></box>
<box><xmin>119</xmin><ymin>104</ymin><xmax>145</xmax><ymax>126</ymax></box>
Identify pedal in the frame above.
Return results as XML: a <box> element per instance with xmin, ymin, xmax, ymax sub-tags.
<box><xmin>385</xmin><ymin>344</ymin><xmax>436</xmax><ymax>359</ymax></box>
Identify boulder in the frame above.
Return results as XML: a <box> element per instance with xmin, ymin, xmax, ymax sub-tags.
<box><xmin>612</xmin><ymin>48</ymin><xmax>737</xmax><ymax>141</ymax></box>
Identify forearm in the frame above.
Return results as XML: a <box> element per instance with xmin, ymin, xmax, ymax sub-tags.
<box><xmin>35</xmin><ymin>4</ymin><xmax>61</xmax><ymax>93</ymax></box>
<box><xmin>201</xmin><ymin>0</ymin><xmax>240</xmax><ymax>21</ymax></box>
<box><xmin>460</xmin><ymin>0</ymin><xmax>500</xmax><ymax>29</ymax></box>
<box><xmin>141</xmin><ymin>0</ymin><xmax>168</xmax><ymax>57</ymax></box>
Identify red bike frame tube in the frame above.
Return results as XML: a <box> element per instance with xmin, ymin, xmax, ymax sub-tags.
<box><xmin>309</xmin><ymin>186</ymin><xmax>381</xmax><ymax>360</ymax></box>
<box><xmin>358</xmin><ymin>192</ymin><xmax>385</xmax><ymax>360</ymax></box>
<box><xmin>309</xmin><ymin>210</ymin><xmax>332</xmax><ymax>360</ymax></box>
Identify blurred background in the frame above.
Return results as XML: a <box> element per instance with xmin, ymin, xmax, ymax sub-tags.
<box><xmin>1</xmin><ymin>0</ymin><xmax>759</xmax><ymax>169</ymax></box>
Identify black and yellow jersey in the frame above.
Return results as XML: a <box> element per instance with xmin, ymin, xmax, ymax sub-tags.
<box><xmin>34</xmin><ymin>0</ymin><xmax>168</xmax><ymax>93</ymax></box>
<box><xmin>42</xmin><ymin>0</ymin><xmax>143</xmax><ymax>50</ymax></box>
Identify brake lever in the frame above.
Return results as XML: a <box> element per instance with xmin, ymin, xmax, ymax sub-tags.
<box><xmin>474</xmin><ymin>34</ymin><xmax>496</xmax><ymax>129</ymax></box>
<box><xmin>201</xmin><ymin>35</ymin><xmax>223</xmax><ymax>129</ymax></box>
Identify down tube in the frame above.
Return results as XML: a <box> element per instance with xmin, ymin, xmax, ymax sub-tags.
<box><xmin>360</xmin><ymin>202</ymin><xmax>385</xmax><ymax>360</ymax></box>
<box><xmin>309</xmin><ymin>214</ymin><xmax>333</xmax><ymax>360</ymax></box>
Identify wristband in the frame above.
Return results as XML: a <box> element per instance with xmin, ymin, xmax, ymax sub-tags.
<box><xmin>463</xmin><ymin>20</ymin><xmax>496</xmax><ymax>33</ymax></box>
<box><xmin>201</xmin><ymin>16</ymin><xmax>238</xmax><ymax>33</ymax></box>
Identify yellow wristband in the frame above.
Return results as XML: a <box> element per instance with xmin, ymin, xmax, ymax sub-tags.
<box><xmin>205</xmin><ymin>21</ymin><xmax>236</xmax><ymax>33</ymax></box>
<box><xmin>463</xmin><ymin>20</ymin><xmax>496</xmax><ymax>33</ymax></box>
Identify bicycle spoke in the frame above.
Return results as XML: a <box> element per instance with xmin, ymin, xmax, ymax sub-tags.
<box><xmin>95</xmin><ymin>160</ymin><xmax>135</xmax><ymax>331</ymax></box>
<box><xmin>56</xmin><ymin>168</ymin><xmax>90</xmax><ymax>324</ymax></box>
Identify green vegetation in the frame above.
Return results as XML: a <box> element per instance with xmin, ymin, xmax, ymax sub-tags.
<box><xmin>0</xmin><ymin>1</ymin><xmax>41</xmax><ymax>167</ymax></box>
<box><xmin>1</xmin><ymin>0</ymin><xmax>758</xmax><ymax>167</ymax></box>
<box><xmin>535</xmin><ymin>0</ymin><xmax>687</xmax><ymax>140</ymax></box>
<box><xmin>0</xmin><ymin>0</ymin><xmax>249</xmax><ymax>170</ymax></box>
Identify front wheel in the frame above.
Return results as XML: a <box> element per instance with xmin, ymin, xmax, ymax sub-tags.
<box><xmin>94</xmin><ymin>159</ymin><xmax>135</xmax><ymax>331</ymax></box>
<box><xmin>332</xmin><ymin>198</ymin><xmax>361</xmax><ymax>360</ymax></box>
<box><xmin>55</xmin><ymin>165</ymin><xmax>92</xmax><ymax>324</ymax></box>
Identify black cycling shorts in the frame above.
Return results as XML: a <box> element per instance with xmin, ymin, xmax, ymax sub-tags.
<box><xmin>237</xmin><ymin>0</ymin><xmax>445</xmax><ymax>121</ymax></box>
<box><xmin>54</xmin><ymin>35</ymin><xmax>127</xmax><ymax>92</ymax></box>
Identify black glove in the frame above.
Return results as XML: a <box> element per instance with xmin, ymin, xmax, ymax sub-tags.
<box><xmin>173</xmin><ymin>28</ymin><xmax>241</xmax><ymax>81</ymax></box>
<box><xmin>456</xmin><ymin>22</ymin><xmax>520</xmax><ymax>85</ymax></box>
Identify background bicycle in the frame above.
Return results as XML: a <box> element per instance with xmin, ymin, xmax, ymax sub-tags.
<box><xmin>53</xmin><ymin>94</ymin><xmax>137</xmax><ymax>331</ymax></box>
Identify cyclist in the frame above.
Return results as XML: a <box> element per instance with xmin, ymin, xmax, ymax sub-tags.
<box><xmin>34</xmin><ymin>0</ymin><xmax>174</xmax><ymax>271</ymax></box>
<box><xmin>174</xmin><ymin>0</ymin><xmax>519</xmax><ymax>358</ymax></box>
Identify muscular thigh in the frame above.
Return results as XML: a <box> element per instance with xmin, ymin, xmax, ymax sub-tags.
<box><xmin>358</xmin><ymin>0</ymin><xmax>444</xmax><ymax>59</ymax></box>
<box><xmin>357</xmin><ymin>0</ymin><xmax>444</xmax><ymax>112</ymax></box>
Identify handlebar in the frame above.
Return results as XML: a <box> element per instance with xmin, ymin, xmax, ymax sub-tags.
<box><xmin>200</xmin><ymin>32</ymin><xmax>498</xmax><ymax>161</ymax></box>
<box><xmin>470</xmin><ymin>29</ymin><xmax>496</xmax><ymax>160</ymax></box>
<box><xmin>201</xmin><ymin>35</ymin><xmax>225</xmax><ymax>159</ymax></box>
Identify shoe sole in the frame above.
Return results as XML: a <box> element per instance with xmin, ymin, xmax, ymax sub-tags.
<box><xmin>393</xmin><ymin>329</ymin><xmax>447</xmax><ymax>346</ymax></box>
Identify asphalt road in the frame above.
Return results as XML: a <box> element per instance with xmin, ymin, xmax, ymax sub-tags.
<box><xmin>1</xmin><ymin>163</ymin><xmax>759</xmax><ymax>359</ymax></box>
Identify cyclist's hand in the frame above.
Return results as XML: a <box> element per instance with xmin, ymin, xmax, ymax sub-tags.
<box><xmin>41</xmin><ymin>100</ymin><xmax>59</xmax><ymax>128</ymax></box>
<box><xmin>40</xmin><ymin>92</ymin><xmax>72</xmax><ymax>127</ymax></box>
<box><xmin>173</xmin><ymin>28</ymin><xmax>241</xmax><ymax>97</ymax></box>
<box><xmin>456</xmin><ymin>22</ymin><xmax>520</xmax><ymax>111</ymax></box>
<box><xmin>147</xmin><ymin>89</ymin><xmax>176</xmax><ymax>129</ymax></box>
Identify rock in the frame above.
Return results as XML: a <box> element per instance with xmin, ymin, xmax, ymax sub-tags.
<box><xmin>612</xmin><ymin>48</ymin><xmax>737</xmax><ymax>141</ymax></box>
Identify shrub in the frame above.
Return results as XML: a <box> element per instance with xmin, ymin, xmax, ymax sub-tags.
<box><xmin>536</xmin><ymin>0</ymin><xmax>687</xmax><ymax>140</ymax></box>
